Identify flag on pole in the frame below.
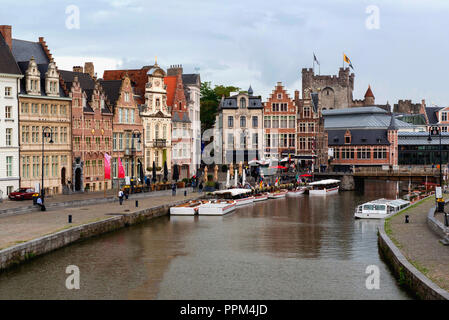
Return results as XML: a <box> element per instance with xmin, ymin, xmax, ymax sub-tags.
<box><xmin>343</xmin><ymin>53</ymin><xmax>354</xmax><ymax>69</ymax></box>
<box><xmin>104</xmin><ymin>153</ymin><xmax>111</xmax><ymax>180</ymax></box>
<box><xmin>118</xmin><ymin>157</ymin><xmax>125</xmax><ymax>179</ymax></box>
<box><xmin>313</xmin><ymin>53</ymin><xmax>320</xmax><ymax>65</ymax></box>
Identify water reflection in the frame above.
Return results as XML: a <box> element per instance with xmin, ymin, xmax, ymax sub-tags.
<box><xmin>0</xmin><ymin>180</ymin><xmax>411</xmax><ymax>300</ymax></box>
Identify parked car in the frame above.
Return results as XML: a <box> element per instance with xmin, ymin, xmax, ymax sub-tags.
<box><xmin>8</xmin><ymin>188</ymin><xmax>36</xmax><ymax>201</ymax></box>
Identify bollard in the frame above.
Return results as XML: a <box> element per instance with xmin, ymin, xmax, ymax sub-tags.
<box><xmin>184</xmin><ymin>190</ymin><xmax>187</xmax><ymax>197</ymax></box>
<box><xmin>136</xmin><ymin>200</ymin><xmax>139</xmax><ymax>208</ymax></box>
<box><xmin>405</xmin><ymin>215</ymin><xmax>409</xmax><ymax>223</ymax></box>
<box><xmin>68</xmin><ymin>215</ymin><xmax>72</xmax><ymax>224</ymax></box>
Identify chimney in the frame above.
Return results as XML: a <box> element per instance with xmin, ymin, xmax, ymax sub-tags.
<box><xmin>73</xmin><ymin>66</ymin><xmax>83</xmax><ymax>73</ymax></box>
<box><xmin>167</xmin><ymin>64</ymin><xmax>183</xmax><ymax>76</ymax></box>
<box><xmin>0</xmin><ymin>25</ymin><xmax>12</xmax><ymax>50</ymax></box>
<box><xmin>84</xmin><ymin>62</ymin><xmax>94</xmax><ymax>78</ymax></box>
<box><xmin>295</xmin><ymin>90</ymin><xmax>300</xmax><ymax>101</ymax></box>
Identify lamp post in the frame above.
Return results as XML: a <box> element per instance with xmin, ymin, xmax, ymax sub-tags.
<box><xmin>41</xmin><ymin>126</ymin><xmax>54</xmax><ymax>203</ymax></box>
<box><xmin>428</xmin><ymin>127</ymin><xmax>442</xmax><ymax>187</ymax></box>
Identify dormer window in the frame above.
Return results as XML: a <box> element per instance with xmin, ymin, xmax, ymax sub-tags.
<box><xmin>45</xmin><ymin>60</ymin><xmax>59</xmax><ymax>97</ymax></box>
<box><xmin>26</xmin><ymin>57</ymin><xmax>41</xmax><ymax>95</ymax></box>
<box><xmin>240</xmin><ymin>97</ymin><xmax>246</xmax><ymax>109</ymax></box>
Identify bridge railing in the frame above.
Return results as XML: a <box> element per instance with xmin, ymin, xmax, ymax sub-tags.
<box><xmin>353</xmin><ymin>166</ymin><xmax>440</xmax><ymax>176</ymax></box>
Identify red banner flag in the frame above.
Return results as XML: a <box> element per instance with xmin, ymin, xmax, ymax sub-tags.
<box><xmin>104</xmin><ymin>153</ymin><xmax>111</xmax><ymax>180</ymax></box>
<box><xmin>118</xmin><ymin>157</ymin><xmax>125</xmax><ymax>179</ymax></box>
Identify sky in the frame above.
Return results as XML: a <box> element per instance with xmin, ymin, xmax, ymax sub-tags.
<box><xmin>2</xmin><ymin>0</ymin><xmax>449</xmax><ymax>106</ymax></box>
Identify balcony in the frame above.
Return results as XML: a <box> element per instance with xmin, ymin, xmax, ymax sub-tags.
<box><xmin>125</xmin><ymin>148</ymin><xmax>137</xmax><ymax>156</ymax></box>
<box><xmin>153</xmin><ymin>139</ymin><xmax>167</xmax><ymax>148</ymax></box>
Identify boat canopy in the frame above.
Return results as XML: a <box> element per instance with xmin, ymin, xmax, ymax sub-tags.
<box><xmin>213</xmin><ymin>188</ymin><xmax>252</xmax><ymax>196</ymax></box>
<box><xmin>308</xmin><ymin>179</ymin><xmax>340</xmax><ymax>186</ymax></box>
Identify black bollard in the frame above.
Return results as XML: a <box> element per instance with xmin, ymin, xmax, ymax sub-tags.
<box><xmin>405</xmin><ymin>215</ymin><xmax>409</xmax><ymax>223</ymax></box>
<box><xmin>68</xmin><ymin>215</ymin><xmax>72</xmax><ymax>224</ymax></box>
<box><xmin>184</xmin><ymin>190</ymin><xmax>187</xmax><ymax>197</ymax></box>
<box><xmin>136</xmin><ymin>200</ymin><xmax>139</xmax><ymax>208</ymax></box>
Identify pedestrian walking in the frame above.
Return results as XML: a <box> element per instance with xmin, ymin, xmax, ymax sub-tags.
<box><xmin>118</xmin><ymin>189</ymin><xmax>124</xmax><ymax>205</ymax></box>
<box><xmin>172</xmin><ymin>183</ymin><xmax>177</xmax><ymax>196</ymax></box>
<box><xmin>36</xmin><ymin>196</ymin><xmax>46</xmax><ymax>211</ymax></box>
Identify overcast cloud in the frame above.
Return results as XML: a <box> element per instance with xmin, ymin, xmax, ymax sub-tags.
<box><xmin>2</xmin><ymin>0</ymin><xmax>449</xmax><ymax>105</ymax></box>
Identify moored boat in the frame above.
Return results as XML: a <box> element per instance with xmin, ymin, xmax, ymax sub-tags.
<box><xmin>308</xmin><ymin>179</ymin><xmax>340</xmax><ymax>196</ymax></box>
<box><xmin>170</xmin><ymin>200</ymin><xmax>209</xmax><ymax>216</ymax></box>
<box><xmin>212</xmin><ymin>188</ymin><xmax>255</xmax><ymax>207</ymax></box>
<box><xmin>287</xmin><ymin>187</ymin><xmax>307</xmax><ymax>197</ymax></box>
<box><xmin>254</xmin><ymin>193</ymin><xmax>269</xmax><ymax>202</ymax></box>
<box><xmin>268</xmin><ymin>189</ymin><xmax>288</xmax><ymax>199</ymax></box>
<box><xmin>198</xmin><ymin>200</ymin><xmax>236</xmax><ymax>216</ymax></box>
<box><xmin>354</xmin><ymin>198</ymin><xmax>411</xmax><ymax>219</ymax></box>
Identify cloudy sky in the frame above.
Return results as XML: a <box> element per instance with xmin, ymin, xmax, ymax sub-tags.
<box><xmin>2</xmin><ymin>0</ymin><xmax>449</xmax><ymax>105</ymax></box>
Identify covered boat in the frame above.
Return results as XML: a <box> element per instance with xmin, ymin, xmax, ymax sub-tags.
<box><xmin>308</xmin><ymin>179</ymin><xmax>340</xmax><ymax>195</ymax></box>
<box><xmin>212</xmin><ymin>188</ymin><xmax>255</xmax><ymax>206</ymax></box>
<box><xmin>198</xmin><ymin>200</ymin><xmax>236</xmax><ymax>216</ymax></box>
<box><xmin>287</xmin><ymin>187</ymin><xmax>307</xmax><ymax>197</ymax></box>
<box><xmin>268</xmin><ymin>189</ymin><xmax>288</xmax><ymax>199</ymax></box>
<box><xmin>170</xmin><ymin>200</ymin><xmax>210</xmax><ymax>216</ymax></box>
<box><xmin>254</xmin><ymin>192</ymin><xmax>269</xmax><ymax>202</ymax></box>
<box><xmin>354</xmin><ymin>198</ymin><xmax>411</xmax><ymax>219</ymax></box>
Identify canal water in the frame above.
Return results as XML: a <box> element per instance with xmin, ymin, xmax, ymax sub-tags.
<box><xmin>0</xmin><ymin>180</ymin><xmax>411</xmax><ymax>300</ymax></box>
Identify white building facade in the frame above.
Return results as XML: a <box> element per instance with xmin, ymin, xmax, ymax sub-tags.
<box><xmin>0</xmin><ymin>28</ymin><xmax>22</xmax><ymax>198</ymax></box>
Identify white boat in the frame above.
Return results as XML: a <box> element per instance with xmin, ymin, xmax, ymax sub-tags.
<box><xmin>198</xmin><ymin>200</ymin><xmax>236</xmax><ymax>216</ymax></box>
<box><xmin>212</xmin><ymin>188</ymin><xmax>255</xmax><ymax>207</ymax></box>
<box><xmin>354</xmin><ymin>198</ymin><xmax>411</xmax><ymax>219</ymax></box>
<box><xmin>170</xmin><ymin>200</ymin><xmax>209</xmax><ymax>216</ymax></box>
<box><xmin>287</xmin><ymin>187</ymin><xmax>306</xmax><ymax>197</ymax></box>
<box><xmin>308</xmin><ymin>179</ymin><xmax>340</xmax><ymax>195</ymax></box>
<box><xmin>254</xmin><ymin>193</ymin><xmax>269</xmax><ymax>202</ymax></box>
<box><xmin>268</xmin><ymin>189</ymin><xmax>288</xmax><ymax>199</ymax></box>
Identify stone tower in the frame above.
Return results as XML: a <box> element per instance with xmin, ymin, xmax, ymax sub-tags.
<box><xmin>301</xmin><ymin>67</ymin><xmax>354</xmax><ymax>110</ymax></box>
<box><xmin>364</xmin><ymin>85</ymin><xmax>375</xmax><ymax>105</ymax></box>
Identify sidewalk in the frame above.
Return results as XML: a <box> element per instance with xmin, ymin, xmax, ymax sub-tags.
<box><xmin>0</xmin><ymin>192</ymin><xmax>199</xmax><ymax>250</ymax></box>
<box><xmin>387</xmin><ymin>196</ymin><xmax>449</xmax><ymax>292</ymax></box>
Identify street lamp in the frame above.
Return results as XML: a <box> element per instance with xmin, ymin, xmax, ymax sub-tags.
<box><xmin>428</xmin><ymin>127</ymin><xmax>442</xmax><ymax>187</ymax></box>
<box><xmin>41</xmin><ymin>126</ymin><xmax>54</xmax><ymax>203</ymax></box>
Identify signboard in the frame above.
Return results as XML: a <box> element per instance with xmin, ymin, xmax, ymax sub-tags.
<box><xmin>436</xmin><ymin>186</ymin><xmax>442</xmax><ymax>199</ymax></box>
<box><xmin>328</xmin><ymin>148</ymin><xmax>334</xmax><ymax>157</ymax></box>
<box><xmin>125</xmin><ymin>176</ymin><xmax>131</xmax><ymax>185</ymax></box>
<box><xmin>382</xmin><ymin>165</ymin><xmax>389</xmax><ymax>171</ymax></box>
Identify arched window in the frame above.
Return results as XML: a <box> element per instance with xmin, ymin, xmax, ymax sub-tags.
<box><xmin>240</xmin><ymin>97</ymin><xmax>246</xmax><ymax>109</ymax></box>
<box><xmin>155</xmin><ymin>124</ymin><xmax>160</xmax><ymax>139</ymax></box>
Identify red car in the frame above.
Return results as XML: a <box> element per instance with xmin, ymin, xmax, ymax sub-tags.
<box><xmin>8</xmin><ymin>188</ymin><xmax>36</xmax><ymax>201</ymax></box>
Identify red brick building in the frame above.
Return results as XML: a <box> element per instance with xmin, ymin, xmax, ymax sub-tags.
<box><xmin>100</xmin><ymin>75</ymin><xmax>144</xmax><ymax>183</ymax></box>
<box><xmin>60</xmin><ymin>64</ymin><xmax>114</xmax><ymax>192</ymax></box>
<box><xmin>263</xmin><ymin>82</ymin><xmax>296</xmax><ymax>160</ymax></box>
<box><xmin>165</xmin><ymin>65</ymin><xmax>191</xmax><ymax>179</ymax></box>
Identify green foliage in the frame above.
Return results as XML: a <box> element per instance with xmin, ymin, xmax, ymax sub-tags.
<box><xmin>200</xmin><ymin>82</ymin><xmax>240</xmax><ymax>133</ymax></box>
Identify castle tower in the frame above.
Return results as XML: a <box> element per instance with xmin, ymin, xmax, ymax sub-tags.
<box><xmin>364</xmin><ymin>85</ymin><xmax>375</xmax><ymax>105</ymax></box>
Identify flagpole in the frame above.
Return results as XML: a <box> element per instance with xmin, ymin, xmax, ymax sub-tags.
<box><xmin>313</xmin><ymin>53</ymin><xmax>315</xmax><ymax>74</ymax></box>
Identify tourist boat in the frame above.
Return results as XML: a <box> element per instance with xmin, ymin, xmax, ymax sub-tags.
<box><xmin>212</xmin><ymin>188</ymin><xmax>255</xmax><ymax>207</ymax></box>
<box><xmin>254</xmin><ymin>193</ymin><xmax>269</xmax><ymax>202</ymax></box>
<box><xmin>308</xmin><ymin>179</ymin><xmax>340</xmax><ymax>196</ymax></box>
<box><xmin>286</xmin><ymin>187</ymin><xmax>307</xmax><ymax>197</ymax></box>
<box><xmin>198</xmin><ymin>200</ymin><xmax>236</xmax><ymax>216</ymax></box>
<box><xmin>354</xmin><ymin>198</ymin><xmax>411</xmax><ymax>219</ymax></box>
<box><xmin>170</xmin><ymin>200</ymin><xmax>209</xmax><ymax>216</ymax></box>
<box><xmin>268</xmin><ymin>189</ymin><xmax>288</xmax><ymax>199</ymax></box>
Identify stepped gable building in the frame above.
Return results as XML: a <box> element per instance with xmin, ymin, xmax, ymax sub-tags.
<box><xmin>59</xmin><ymin>63</ymin><xmax>114</xmax><ymax>192</ymax></box>
<box><xmin>100</xmin><ymin>75</ymin><xmax>144</xmax><ymax>184</ymax></box>
<box><xmin>215</xmin><ymin>86</ymin><xmax>264</xmax><ymax>164</ymax></box>
<box><xmin>181</xmin><ymin>72</ymin><xmax>201</xmax><ymax>176</ymax></box>
<box><xmin>263</xmin><ymin>82</ymin><xmax>296</xmax><ymax>160</ymax></box>
<box><xmin>104</xmin><ymin>63</ymin><xmax>172</xmax><ymax>178</ymax></box>
<box><xmin>11</xmin><ymin>32</ymin><xmax>72</xmax><ymax>196</ymax></box>
<box><xmin>0</xmin><ymin>26</ymin><xmax>22</xmax><ymax>198</ymax></box>
<box><xmin>165</xmin><ymin>65</ymin><xmax>191</xmax><ymax>179</ymax></box>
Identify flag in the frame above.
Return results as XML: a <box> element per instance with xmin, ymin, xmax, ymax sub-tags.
<box><xmin>104</xmin><ymin>153</ymin><xmax>111</xmax><ymax>180</ymax></box>
<box><xmin>118</xmin><ymin>157</ymin><xmax>125</xmax><ymax>179</ymax></box>
<box><xmin>343</xmin><ymin>53</ymin><xmax>354</xmax><ymax>69</ymax></box>
<box><xmin>313</xmin><ymin>53</ymin><xmax>320</xmax><ymax>65</ymax></box>
<box><xmin>275</xmin><ymin>177</ymin><xmax>279</xmax><ymax>187</ymax></box>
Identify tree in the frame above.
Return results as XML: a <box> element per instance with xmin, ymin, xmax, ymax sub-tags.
<box><xmin>200</xmin><ymin>82</ymin><xmax>240</xmax><ymax>133</ymax></box>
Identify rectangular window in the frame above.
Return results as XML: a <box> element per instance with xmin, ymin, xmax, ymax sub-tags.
<box><xmin>280</xmin><ymin>116</ymin><xmax>287</xmax><ymax>128</ymax></box>
<box><xmin>252</xmin><ymin>133</ymin><xmax>259</xmax><ymax>149</ymax></box>
<box><xmin>228</xmin><ymin>133</ymin><xmax>234</xmax><ymax>148</ymax></box>
<box><xmin>443</xmin><ymin>112</ymin><xmax>448</xmax><ymax>122</ymax></box>
<box><xmin>252</xmin><ymin>116</ymin><xmax>258</xmax><ymax>128</ymax></box>
<box><xmin>5</xmin><ymin>87</ymin><xmax>12</xmax><ymax>97</ymax></box>
<box><xmin>264</xmin><ymin>116</ymin><xmax>271</xmax><ymax>128</ymax></box>
<box><xmin>113</xmin><ymin>133</ymin><xmax>117</xmax><ymax>151</ymax></box>
<box><xmin>5</xmin><ymin>106</ymin><xmax>12</xmax><ymax>119</ymax></box>
<box><xmin>6</xmin><ymin>156</ymin><xmax>12</xmax><ymax>177</ymax></box>
<box><xmin>272</xmin><ymin>116</ymin><xmax>279</xmax><ymax>128</ymax></box>
<box><xmin>304</xmin><ymin>107</ymin><xmax>311</xmax><ymax>118</ymax></box>
<box><xmin>308</xmin><ymin>122</ymin><xmax>315</xmax><ymax>133</ymax></box>
<box><xmin>6</xmin><ymin>128</ymin><xmax>12</xmax><ymax>146</ymax></box>
<box><xmin>289</xmin><ymin>116</ymin><xmax>295</xmax><ymax>128</ymax></box>
<box><xmin>228</xmin><ymin>116</ymin><xmax>234</xmax><ymax>128</ymax></box>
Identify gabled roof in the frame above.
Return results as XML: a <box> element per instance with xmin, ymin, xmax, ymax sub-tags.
<box><xmin>0</xmin><ymin>33</ymin><xmax>21</xmax><ymax>75</ymax></box>
<box><xmin>100</xmin><ymin>79</ymin><xmax>123</xmax><ymax>107</ymax></box>
<box><xmin>12</xmin><ymin>39</ymin><xmax>48</xmax><ymax>64</ymax></box>
<box><xmin>364</xmin><ymin>85</ymin><xmax>374</xmax><ymax>98</ymax></box>
<box><xmin>182</xmin><ymin>74</ymin><xmax>200</xmax><ymax>86</ymax></box>
<box><xmin>59</xmin><ymin>69</ymin><xmax>95</xmax><ymax>91</ymax></box>
<box><xmin>425</xmin><ymin>106</ymin><xmax>443</xmax><ymax>125</ymax></box>
<box><xmin>164</xmin><ymin>75</ymin><xmax>177</xmax><ymax>107</ymax></box>
<box><xmin>16</xmin><ymin>61</ymin><xmax>67</xmax><ymax>97</ymax></box>
<box><xmin>103</xmin><ymin>67</ymin><xmax>150</xmax><ymax>104</ymax></box>
<box><xmin>173</xmin><ymin>111</ymin><xmax>191</xmax><ymax>123</ymax></box>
